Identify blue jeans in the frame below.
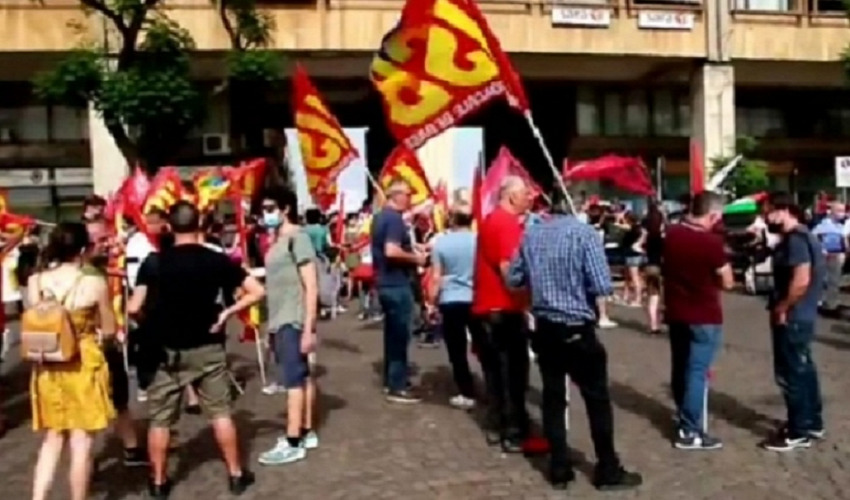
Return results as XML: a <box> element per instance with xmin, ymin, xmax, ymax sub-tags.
<box><xmin>377</xmin><ymin>285</ymin><xmax>414</xmax><ymax>392</ymax></box>
<box><xmin>668</xmin><ymin>323</ymin><xmax>722</xmax><ymax>434</ymax></box>
<box><xmin>272</xmin><ymin>324</ymin><xmax>310</xmax><ymax>389</ymax></box>
<box><xmin>771</xmin><ymin>320</ymin><xmax>823</xmax><ymax>436</ymax></box>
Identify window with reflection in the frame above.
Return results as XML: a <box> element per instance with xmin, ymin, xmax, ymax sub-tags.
<box><xmin>624</xmin><ymin>90</ymin><xmax>649</xmax><ymax>137</ymax></box>
<box><xmin>734</xmin><ymin>0</ymin><xmax>791</xmax><ymax>10</ymax></box>
<box><xmin>577</xmin><ymin>86</ymin><xmax>600</xmax><ymax>136</ymax></box>
<box><xmin>652</xmin><ymin>89</ymin><xmax>676</xmax><ymax>136</ymax></box>
<box><xmin>603</xmin><ymin>92</ymin><xmax>624</xmax><ymax>136</ymax></box>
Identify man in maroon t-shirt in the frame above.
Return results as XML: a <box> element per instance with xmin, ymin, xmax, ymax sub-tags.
<box><xmin>662</xmin><ymin>191</ymin><xmax>733</xmax><ymax>451</ymax></box>
<box><xmin>472</xmin><ymin>175</ymin><xmax>533</xmax><ymax>452</ymax></box>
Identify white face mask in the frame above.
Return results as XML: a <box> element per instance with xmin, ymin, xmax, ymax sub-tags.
<box><xmin>262</xmin><ymin>211</ymin><xmax>281</xmax><ymax>228</ymax></box>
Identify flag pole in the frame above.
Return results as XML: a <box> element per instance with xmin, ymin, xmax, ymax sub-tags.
<box><xmin>523</xmin><ymin>110</ymin><xmax>574</xmax><ymax>214</ymax></box>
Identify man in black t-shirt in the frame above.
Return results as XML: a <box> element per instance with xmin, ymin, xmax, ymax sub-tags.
<box><xmin>128</xmin><ymin>201</ymin><xmax>265</xmax><ymax>499</ymax></box>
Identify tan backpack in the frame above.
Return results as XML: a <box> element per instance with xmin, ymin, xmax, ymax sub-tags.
<box><xmin>20</xmin><ymin>274</ymin><xmax>84</xmax><ymax>363</ymax></box>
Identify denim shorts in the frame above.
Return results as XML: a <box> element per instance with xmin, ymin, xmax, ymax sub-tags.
<box><xmin>273</xmin><ymin>324</ymin><xmax>310</xmax><ymax>389</ymax></box>
<box><xmin>625</xmin><ymin>255</ymin><xmax>645</xmax><ymax>267</ymax></box>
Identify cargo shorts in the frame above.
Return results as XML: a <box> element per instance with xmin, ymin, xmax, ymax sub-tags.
<box><xmin>146</xmin><ymin>344</ymin><xmax>232</xmax><ymax>428</ymax></box>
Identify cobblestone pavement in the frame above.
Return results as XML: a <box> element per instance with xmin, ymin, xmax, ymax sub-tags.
<box><xmin>3</xmin><ymin>293</ymin><xmax>850</xmax><ymax>499</ymax></box>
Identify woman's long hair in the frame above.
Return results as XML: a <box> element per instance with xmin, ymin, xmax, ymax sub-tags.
<box><xmin>645</xmin><ymin>203</ymin><xmax>664</xmax><ymax>236</ymax></box>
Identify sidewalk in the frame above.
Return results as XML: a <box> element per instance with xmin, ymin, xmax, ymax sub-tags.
<box><xmin>1</xmin><ymin>295</ymin><xmax>850</xmax><ymax>498</ymax></box>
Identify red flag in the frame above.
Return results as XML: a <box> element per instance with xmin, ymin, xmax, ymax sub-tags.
<box><xmin>471</xmin><ymin>158</ymin><xmax>484</xmax><ymax>228</ymax></box>
<box><xmin>378</xmin><ymin>146</ymin><xmax>434</xmax><ymax>208</ymax></box>
<box><xmin>690</xmin><ymin>140</ymin><xmax>705</xmax><ymax>194</ymax></box>
<box><xmin>334</xmin><ymin>192</ymin><xmax>346</xmax><ymax>246</ymax></box>
<box><xmin>563</xmin><ymin>155</ymin><xmax>654</xmax><ymax>196</ymax></box>
<box><xmin>370</xmin><ymin>0</ymin><xmax>529</xmax><ymax>150</ymax></box>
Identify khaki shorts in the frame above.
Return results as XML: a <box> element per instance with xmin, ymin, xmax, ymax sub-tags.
<box><xmin>147</xmin><ymin>344</ymin><xmax>232</xmax><ymax>428</ymax></box>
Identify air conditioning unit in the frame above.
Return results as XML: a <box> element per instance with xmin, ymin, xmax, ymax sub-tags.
<box><xmin>202</xmin><ymin>133</ymin><xmax>231</xmax><ymax>156</ymax></box>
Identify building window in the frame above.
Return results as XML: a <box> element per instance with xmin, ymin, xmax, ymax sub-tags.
<box><xmin>652</xmin><ymin>89</ymin><xmax>676</xmax><ymax>136</ymax></box>
<box><xmin>676</xmin><ymin>95</ymin><xmax>691</xmax><ymax>136</ymax></box>
<box><xmin>734</xmin><ymin>0</ymin><xmax>791</xmax><ymax>10</ymax></box>
<box><xmin>602</xmin><ymin>92</ymin><xmax>624</xmax><ymax>136</ymax></box>
<box><xmin>576</xmin><ymin>86</ymin><xmax>600</xmax><ymax>136</ymax></box>
<box><xmin>51</xmin><ymin>106</ymin><xmax>89</xmax><ymax>141</ymax></box>
<box><xmin>633</xmin><ymin>0</ymin><xmax>702</xmax><ymax>5</ymax></box>
<box><xmin>624</xmin><ymin>90</ymin><xmax>649</xmax><ymax>137</ymax></box>
<box><xmin>736</xmin><ymin>107</ymin><xmax>785</xmax><ymax>137</ymax></box>
<box><xmin>812</xmin><ymin>0</ymin><xmax>844</xmax><ymax>12</ymax></box>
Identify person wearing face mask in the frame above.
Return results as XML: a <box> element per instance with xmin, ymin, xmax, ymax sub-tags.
<box><xmin>811</xmin><ymin>201</ymin><xmax>848</xmax><ymax>312</ymax></box>
<box><xmin>762</xmin><ymin>193</ymin><xmax>826</xmax><ymax>452</ymax></box>
<box><xmin>662</xmin><ymin>191</ymin><xmax>734</xmax><ymax>451</ymax></box>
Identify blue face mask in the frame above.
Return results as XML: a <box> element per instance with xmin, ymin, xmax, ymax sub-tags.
<box><xmin>262</xmin><ymin>212</ymin><xmax>281</xmax><ymax>228</ymax></box>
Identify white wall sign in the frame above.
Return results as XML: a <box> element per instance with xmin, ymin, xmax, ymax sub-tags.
<box><xmin>0</xmin><ymin>168</ymin><xmax>49</xmax><ymax>188</ymax></box>
<box><xmin>835</xmin><ymin>156</ymin><xmax>850</xmax><ymax>188</ymax></box>
<box><xmin>637</xmin><ymin>11</ymin><xmax>695</xmax><ymax>30</ymax></box>
<box><xmin>53</xmin><ymin>168</ymin><xmax>93</xmax><ymax>186</ymax></box>
<box><xmin>552</xmin><ymin>7</ymin><xmax>611</xmax><ymax>27</ymax></box>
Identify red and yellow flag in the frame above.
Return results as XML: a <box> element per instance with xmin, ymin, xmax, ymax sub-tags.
<box><xmin>293</xmin><ymin>64</ymin><xmax>359</xmax><ymax>200</ymax></box>
<box><xmin>370</xmin><ymin>0</ymin><xmax>528</xmax><ymax>151</ymax></box>
<box><xmin>378</xmin><ymin>146</ymin><xmax>433</xmax><ymax>208</ymax></box>
<box><xmin>142</xmin><ymin>168</ymin><xmax>189</xmax><ymax>215</ymax></box>
<box><xmin>226</xmin><ymin>158</ymin><xmax>268</xmax><ymax>202</ymax></box>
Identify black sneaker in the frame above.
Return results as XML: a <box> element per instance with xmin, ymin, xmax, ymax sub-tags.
<box><xmin>123</xmin><ymin>447</ymin><xmax>149</xmax><ymax>467</ymax></box>
<box><xmin>593</xmin><ymin>466</ymin><xmax>643</xmax><ymax>491</ymax></box>
<box><xmin>185</xmin><ymin>404</ymin><xmax>202</xmax><ymax>416</ymax></box>
<box><xmin>673</xmin><ymin>430</ymin><xmax>723</xmax><ymax>451</ymax></box>
<box><xmin>228</xmin><ymin>470</ymin><xmax>255</xmax><ymax>495</ymax></box>
<box><xmin>385</xmin><ymin>390</ymin><xmax>422</xmax><ymax>404</ymax></box>
<box><xmin>762</xmin><ymin>431</ymin><xmax>812</xmax><ymax>452</ymax></box>
<box><xmin>549</xmin><ymin>466</ymin><xmax>576</xmax><ymax>490</ymax></box>
<box><xmin>148</xmin><ymin>478</ymin><xmax>173</xmax><ymax>499</ymax></box>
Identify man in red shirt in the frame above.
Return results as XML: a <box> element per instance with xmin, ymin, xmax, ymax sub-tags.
<box><xmin>472</xmin><ymin>175</ymin><xmax>533</xmax><ymax>453</ymax></box>
<box><xmin>662</xmin><ymin>191</ymin><xmax>734</xmax><ymax>451</ymax></box>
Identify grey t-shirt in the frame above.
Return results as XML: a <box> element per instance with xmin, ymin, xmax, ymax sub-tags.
<box><xmin>266</xmin><ymin>230</ymin><xmax>316</xmax><ymax>331</ymax></box>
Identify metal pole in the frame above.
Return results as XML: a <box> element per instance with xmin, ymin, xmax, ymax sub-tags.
<box><xmin>656</xmin><ymin>156</ymin><xmax>664</xmax><ymax>201</ymax></box>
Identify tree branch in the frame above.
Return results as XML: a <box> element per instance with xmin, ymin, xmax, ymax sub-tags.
<box><xmin>217</xmin><ymin>1</ymin><xmax>243</xmax><ymax>50</ymax></box>
<box><xmin>79</xmin><ymin>0</ymin><xmax>130</xmax><ymax>34</ymax></box>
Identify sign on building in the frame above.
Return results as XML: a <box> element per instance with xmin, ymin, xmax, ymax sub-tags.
<box><xmin>637</xmin><ymin>11</ymin><xmax>695</xmax><ymax>30</ymax></box>
<box><xmin>551</xmin><ymin>7</ymin><xmax>611</xmax><ymax>27</ymax></box>
<box><xmin>0</xmin><ymin>168</ymin><xmax>49</xmax><ymax>188</ymax></box>
<box><xmin>834</xmin><ymin>156</ymin><xmax>850</xmax><ymax>188</ymax></box>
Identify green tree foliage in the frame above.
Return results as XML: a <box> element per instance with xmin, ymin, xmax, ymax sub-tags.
<box><xmin>34</xmin><ymin>1</ymin><xmax>203</xmax><ymax>171</ymax></box>
<box><xmin>710</xmin><ymin>136</ymin><xmax>769</xmax><ymax>198</ymax></box>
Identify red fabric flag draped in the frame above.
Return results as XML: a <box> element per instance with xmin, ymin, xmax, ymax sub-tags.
<box><xmin>563</xmin><ymin>155</ymin><xmax>655</xmax><ymax>196</ymax></box>
<box><xmin>370</xmin><ymin>0</ymin><xmax>529</xmax><ymax>150</ymax></box>
<box><xmin>690</xmin><ymin>140</ymin><xmax>705</xmax><ymax>195</ymax></box>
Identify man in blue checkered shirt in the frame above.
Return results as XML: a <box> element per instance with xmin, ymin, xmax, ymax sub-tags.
<box><xmin>508</xmin><ymin>200</ymin><xmax>642</xmax><ymax>492</ymax></box>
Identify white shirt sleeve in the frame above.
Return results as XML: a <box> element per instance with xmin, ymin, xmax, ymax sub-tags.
<box><xmin>842</xmin><ymin>219</ymin><xmax>850</xmax><ymax>237</ymax></box>
<box><xmin>125</xmin><ymin>233</ymin><xmax>155</xmax><ymax>288</ymax></box>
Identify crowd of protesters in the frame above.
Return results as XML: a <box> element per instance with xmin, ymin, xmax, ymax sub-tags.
<box><xmin>0</xmin><ymin>178</ymin><xmax>840</xmax><ymax>498</ymax></box>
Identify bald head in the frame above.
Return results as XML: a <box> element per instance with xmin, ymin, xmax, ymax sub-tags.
<box><xmin>831</xmin><ymin>201</ymin><xmax>846</xmax><ymax>220</ymax></box>
<box><xmin>499</xmin><ymin>175</ymin><xmax>526</xmax><ymax>201</ymax></box>
<box><xmin>498</xmin><ymin>175</ymin><xmax>533</xmax><ymax>215</ymax></box>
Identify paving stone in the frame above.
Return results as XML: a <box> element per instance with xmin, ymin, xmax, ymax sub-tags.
<box><xmin>2</xmin><ymin>293</ymin><xmax>850</xmax><ymax>498</ymax></box>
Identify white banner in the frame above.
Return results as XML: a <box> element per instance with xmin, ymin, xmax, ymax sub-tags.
<box><xmin>836</xmin><ymin>156</ymin><xmax>850</xmax><ymax>188</ymax></box>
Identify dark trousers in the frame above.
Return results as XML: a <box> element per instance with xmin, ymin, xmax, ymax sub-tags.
<box><xmin>771</xmin><ymin>320</ymin><xmax>823</xmax><ymax>436</ymax></box>
<box><xmin>378</xmin><ymin>285</ymin><xmax>414</xmax><ymax>392</ymax></box>
<box><xmin>534</xmin><ymin>318</ymin><xmax>620</xmax><ymax>474</ymax></box>
<box><xmin>439</xmin><ymin>302</ymin><xmax>481</xmax><ymax>398</ymax></box>
<box><xmin>475</xmin><ymin>311</ymin><xmax>530</xmax><ymax>439</ymax></box>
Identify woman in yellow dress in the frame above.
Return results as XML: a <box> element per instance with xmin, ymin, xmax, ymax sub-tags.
<box><xmin>27</xmin><ymin>222</ymin><xmax>116</xmax><ymax>500</ymax></box>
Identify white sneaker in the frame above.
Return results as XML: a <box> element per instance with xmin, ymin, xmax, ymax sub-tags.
<box><xmin>137</xmin><ymin>390</ymin><xmax>148</xmax><ymax>403</ymax></box>
<box><xmin>598</xmin><ymin>318</ymin><xmax>618</xmax><ymax>329</ymax></box>
<box><xmin>449</xmin><ymin>395</ymin><xmax>475</xmax><ymax>410</ymax></box>
<box><xmin>262</xmin><ymin>383</ymin><xmax>284</xmax><ymax>395</ymax></box>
